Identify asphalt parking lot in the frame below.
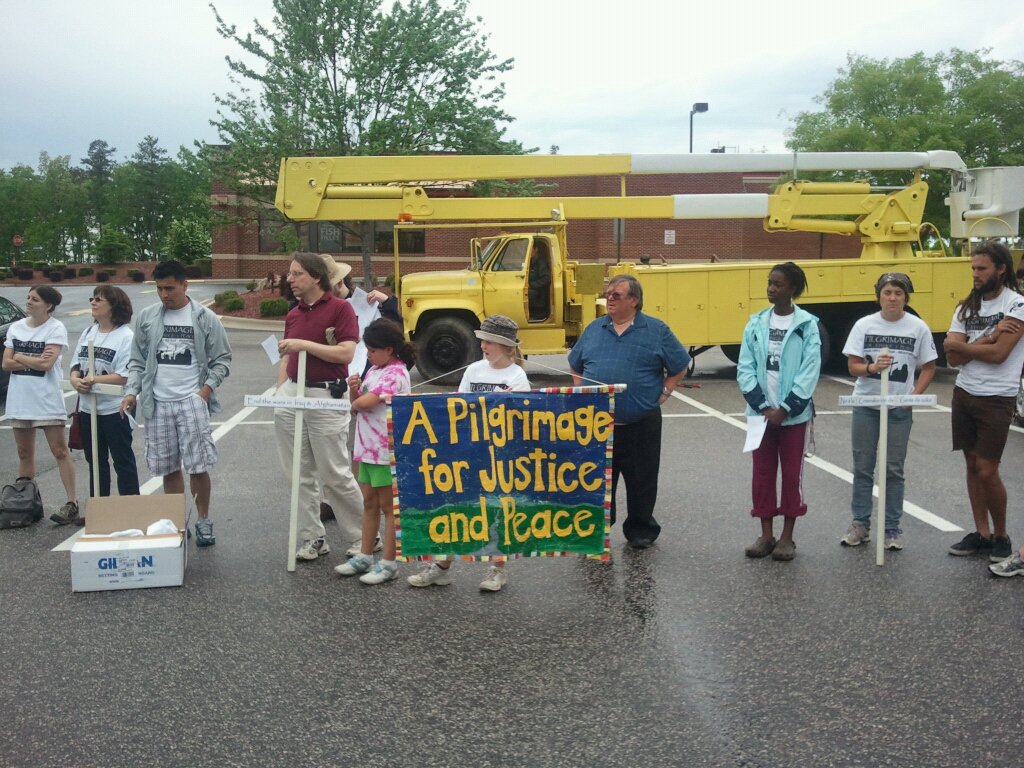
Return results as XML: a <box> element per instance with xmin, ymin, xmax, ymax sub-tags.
<box><xmin>2</xmin><ymin>284</ymin><xmax>1024</xmax><ymax>768</ymax></box>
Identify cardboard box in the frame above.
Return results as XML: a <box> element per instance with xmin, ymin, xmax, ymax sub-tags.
<box><xmin>71</xmin><ymin>494</ymin><xmax>188</xmax><ymax>592</ymax></box>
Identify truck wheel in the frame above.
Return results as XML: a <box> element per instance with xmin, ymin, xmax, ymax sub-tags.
<box><xmin>415</xmin><ymin>317</ymin><xmax>481</xmax><ymax>384</ymax></box>
<box><xmin>720</xmin><ymin>344</ymin><xmax>741</xmax><ymax>365</ymax></box>
<box><xmin>817</xmin><ymin>320</ymin><xmax>831</xmax><ymax>371</ymax></box>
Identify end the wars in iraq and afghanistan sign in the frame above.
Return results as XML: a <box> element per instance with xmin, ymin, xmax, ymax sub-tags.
<box><xmin>389</xmin><ymin>387</ymin><xmax>617</xmax><ymax>561</ymax></box>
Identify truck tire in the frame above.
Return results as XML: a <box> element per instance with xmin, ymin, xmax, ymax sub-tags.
<box><xmin>415</xmin><ymin>317</ymin><xmax>481</xmax><ymax>384</ymax></box>
<box><xmin>720</xmin><ymin>344</ymin><xmax>741</xmax><ymax>365</ymax></box>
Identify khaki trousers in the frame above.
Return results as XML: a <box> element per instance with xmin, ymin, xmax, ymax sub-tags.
<box><xmin>274</xmin><ymin>380</ymin><xmax>363</xmax><ymax>544</ymax></box>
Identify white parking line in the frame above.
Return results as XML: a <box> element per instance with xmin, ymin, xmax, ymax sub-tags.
<box><xmin>668</xmin><ymin>389</ymin><xmax>963</xmax><ymax>533</ymax></box>
<box><xmin>51</xmin><ymin>385</ymin><xmax>277</xmax><ymax>551</ymax></box>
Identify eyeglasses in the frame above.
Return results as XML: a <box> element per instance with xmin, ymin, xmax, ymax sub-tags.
<box><xmin>89</xmin><ymin>296</ymin><xmax>104</xmax><ymax>303</ymax></box>
<box><xmin>604</xmin><ymin>291</ymin><xmax>629</xmax><ymax>301</ymax></box>
<box><xmin>287</xmin><ymin>270</ymin><xmax>307</xmax><ymax>278</ymax></box>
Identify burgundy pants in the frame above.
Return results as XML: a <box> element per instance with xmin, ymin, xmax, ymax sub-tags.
<box><xmin>750</xmin><ymin>421</ymin><xmax>808</xmax><ymax>519</ymax></box>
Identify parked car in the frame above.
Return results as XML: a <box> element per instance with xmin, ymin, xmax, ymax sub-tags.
<box><xmin>0</xmin><ymin>295</ymin><xmax>28</xmax><ymax>393</ymax></box>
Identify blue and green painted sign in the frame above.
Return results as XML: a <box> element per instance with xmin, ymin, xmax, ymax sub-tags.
<box><xmin>390</xmin><ymin>388</ymin><xmax>615</xmax><ymax>560</ymax></box>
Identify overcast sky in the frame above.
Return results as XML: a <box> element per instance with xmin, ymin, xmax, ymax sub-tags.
<box><xmin>2</xmin><ymin>0</ymin><xmax>1023</xmax><ymax>170</ymax></box>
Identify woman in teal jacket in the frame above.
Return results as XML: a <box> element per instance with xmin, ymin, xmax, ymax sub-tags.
<box><xmin>737</xmin><ymin>262</ymin><xmax>821</xmax><ymax>561</ymax></box>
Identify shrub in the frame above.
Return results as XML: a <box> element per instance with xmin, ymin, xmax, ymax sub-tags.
<box><xmin>245</xmin><ymin>280</ymin><xmax>258</xmax><ymax>292</ymax></box>
<box><xmin>18</xmin><ymin>269</ymin><xmax>34</xmax><ymax>280</ymax></box>
<box><xmin>96</xmin><ymin>271</ymin><xmax>110</xmax><ymax>283</ymax></box>
<box><xmin>78</xmin><ymin>267</ymin><xmax>93</xmax><ymax>277</ymax></box>
<box><xmin>214</xmin><ymin>290</ymin><xmax>239</xmax><ymax>307</ymax></box>
<box><xmin>259</xmin><ymin>298</ymin><xmax>289</xmax><ymax>317</ymax></box>
<box><xmin>63</xmin><ymin>268</ymin><xmax>76</xmax><ymax>279</ymax></box>
<box><xmin>185</xmin><ymin>265</ymin><xmax>202</xmax><ymax>279</ymax></box>
<box><xmin>194</xmin><ymin>258</ymin><xmax>213</xmax><ymax>277</ymax></box>
<box><xmin>32</xmin><ymin>261</ymin><xmax>48</xmax><ymax>270</ymax></box>
<box><xmin>49</xmin><ymin>271</ymin><xmax>64</xmax><ymax>282</ymax></box>
<box><xmin>223</xmin><ymin>296</ymin><xmax>245</xmax><ymax>312</ymax></box>
<box><xmin>130</xmin><ymin>270</ymin><xmax>146</xmax><ymax>283</ymax></box>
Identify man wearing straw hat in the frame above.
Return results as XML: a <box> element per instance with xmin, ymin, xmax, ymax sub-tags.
<box><xmin>274</xmin><ymin>252</ymin><xmax>364</xmax><ymax>562</ymax></box>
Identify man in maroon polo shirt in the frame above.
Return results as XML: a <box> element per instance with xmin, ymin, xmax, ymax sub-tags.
<box><xmin>274</xmin><ymin>251</ymin><xmax>364</xmax><ymax>562</ymax></box>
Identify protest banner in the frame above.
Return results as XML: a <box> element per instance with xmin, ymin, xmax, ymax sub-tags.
<box><xmin>390</xmin><ymin>386</ymin><xmax>619</xmax><ymax>561</ymax></box>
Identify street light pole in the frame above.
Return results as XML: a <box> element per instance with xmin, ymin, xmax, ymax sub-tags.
<box><xmin>689</xmin><ymin>102</ymin><xmax>709</xmax><ymax>153</ymax></box>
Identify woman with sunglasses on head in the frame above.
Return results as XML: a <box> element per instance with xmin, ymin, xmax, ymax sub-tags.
<box><xmin>69</xmin><ymin>286</ymin><xmax>140</xmax><ymax>512</ymax></box>
<box><xmin>2</xmin><ymin>285</ymin><xmax>79</xmax><ymax>524</ymax></box>
<box><xmin>840</xmin><ymin>272</ymin><xmax>936</xmax><ymax>551</ymax></box>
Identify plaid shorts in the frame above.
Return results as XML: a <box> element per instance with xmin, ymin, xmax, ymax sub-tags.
<box><xmin>144</xmin><ymin>394</ymin><xmax>218</xmax><ymax>476</ymax></box>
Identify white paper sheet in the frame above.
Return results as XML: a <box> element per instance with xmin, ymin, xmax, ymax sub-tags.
<box><xmin>348</xmin><ymin>287</ymin><xmax>382</xmax><ymax>376</ymax></box>
<box><xmin>743</xmin><ymin>415</ymin><xmax>767</xmax><ymax>453</ymax></box>
<box><xmin>261</xmin><ymin>334</ymin><xmax>281</xmax><ymax>366</ymax></box>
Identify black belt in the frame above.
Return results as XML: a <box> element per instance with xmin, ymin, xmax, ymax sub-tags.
<box><xmin>304</xmin><ymin>382</ymin><xmax>332</xmax><ymax>390</ymax></box>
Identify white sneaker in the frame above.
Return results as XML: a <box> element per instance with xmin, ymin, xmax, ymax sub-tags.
<box><xmin>296</xmin><ymin>537</ymin><xmax>330</xmax><ymax>561</ymax></box>
<box><xmin>407</xmin><ymin>563</ymin><xmax>454</xmax><ymax>588</ymax></box>
<box><xmin>479</xmin><ymin>566</ymin><xmax>508</xmax><ymax>592</ymax></box>
<box><xmin>335</xmin><ymin>554</ymin><xmax>372</xmax><ymax>576</ymax></box>
<box><xmin>346</xmin><ymin>536</ymin><xmax>383</xmax><ymax>557</ymax></box>
<box><xmin>359</xmin><ymin>562</ymin><xmax>398</xmax><ymax>585</ymax></box>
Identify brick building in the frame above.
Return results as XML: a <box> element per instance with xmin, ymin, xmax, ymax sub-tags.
<box><xmin>211</xmin><ymin>171</ymin><xmax>862</xmax><ymax>281</ymax></box>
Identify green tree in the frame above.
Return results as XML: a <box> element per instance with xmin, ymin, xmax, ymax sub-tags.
<box><xmin>787</xmin><ymin>49</ymin><xmax>1024</xmax><ymax>234</ymax></box>
<box><xmin>31</xmin><ymin>153</ymin><xmax>90</xmax><ymax>263</ymax></box>
<box><xmin>106</xmin><ymin>136</ymin><xmax>178</xmax><ymax>259</ymax></box>
<box><xmin>162</xmin><ymin>217</ymin><xmax>212</xmax><ymax>263</ymax></box>
<box><xmin>206</xmin><ymin>0</ymin><xmax>525</xmax><ymax>279</ymax></box>
<box><xmin>95</xmin><ymin>224</ymin><xmax>133</xmax><ymax>263</ymax></box>
<box><xmin>80</xmin><ymin>139</ymin><xmax>118</xmax><ymax>230</ymax></box>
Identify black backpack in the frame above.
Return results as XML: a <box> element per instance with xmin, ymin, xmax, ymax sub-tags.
<box><xmin>0</xmin><ymin>477</ymin><xmax>44</xmax><ymax>529</ymax></box>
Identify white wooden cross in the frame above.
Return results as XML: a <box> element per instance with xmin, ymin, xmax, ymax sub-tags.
<box><xmin>61</xmin><ymin>340</ymin><xmax>125</xmax><ymax>503</ymax></box>
<box><xmin>837</xmin><ymin>347</ymin><xmax>937</xmax><ymax>566</ymax></box>
<box><xmin>242</xmin><ymin>350</ymin><xmax>351</xmax><ymax>571</ymax></box>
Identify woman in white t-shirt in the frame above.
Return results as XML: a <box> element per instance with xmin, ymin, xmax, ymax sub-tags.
<box><xmin>841</xmin><ymin>272</ymin><xmax>937</xmax><ymax>551</ymax></box>
<box><xmin>69</xmin><ymin>285</ymin><xmax>140</xmax><ymax>506</ymax></box>
<box><xmin>406</xmin><ymin>314</ymin><xmax>530</xmax><ymax>593</ymax></box>
<box><xmin>2</xmin><ymin>286</ymin><xmax>79</xmax><ymax>524</ymax></box>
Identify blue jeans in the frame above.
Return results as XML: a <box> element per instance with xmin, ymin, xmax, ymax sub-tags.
<box><xmin>851</xmin><ymin>406</ymin><xmax>913</xmax><ymax>530</ymax></box>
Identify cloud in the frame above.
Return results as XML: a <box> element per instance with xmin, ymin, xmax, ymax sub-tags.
<box><xmin>1</xmin><ymin>0</ymin><xmax>1022</xmax><ymax>169</ymax></box>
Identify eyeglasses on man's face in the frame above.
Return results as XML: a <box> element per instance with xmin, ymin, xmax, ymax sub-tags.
<box><xmin>604</xmin><ymin>291</ymin><xmax>630</xmax><ymax>301</ymax></box>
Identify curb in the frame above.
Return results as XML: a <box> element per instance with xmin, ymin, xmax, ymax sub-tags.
<box><xmin>218</xmin><ymin>315</ymin><xmax>286</xmax><ymax>331</ymax></box>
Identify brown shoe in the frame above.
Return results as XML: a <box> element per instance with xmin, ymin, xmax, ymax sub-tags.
<box><xmin>744</xmin><ymin>535</ymin><xmax>776</xmax><ymax>558</ymax></box>
<box><xmin>49</xmin><ymin>500</ymin><xmax>79</xmax><ymax>526</ymax></box>
<box><xmin>772</xmin><ymin>538</ymin><xmax>796</xmax><ymax>561</ymax></box>
<box><xmin>319</xmin><ymin>502</ymin><xmax>335</xmax><ymax>522</ymax></box>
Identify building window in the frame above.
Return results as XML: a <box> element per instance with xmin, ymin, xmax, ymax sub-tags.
<box><xmin>257</xmin><ymin>216</ymin><xmax>424</xmax><ymax>254</ymax></box>
<box><xmin>258</xmin><ymin>211</ymin><xmax>308</xmax><ymax>254</ymax></box>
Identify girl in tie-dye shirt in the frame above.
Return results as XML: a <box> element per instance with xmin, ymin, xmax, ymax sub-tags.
<box><xmin>337</xmin><ymin>319</ymin><xmax>414</xmax><ymax>586</ymax></box>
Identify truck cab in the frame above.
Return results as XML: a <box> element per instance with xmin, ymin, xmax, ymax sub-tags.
<box><xmin>403</xmin><ymin>229</ymin><xmax>580</xmax><ymax>381</ymax></box>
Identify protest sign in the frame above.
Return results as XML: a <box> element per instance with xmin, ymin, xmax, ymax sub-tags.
<box><xmin>390</xmin><ymin>387</ymin><xmax>617</xmax><ymax>561</ymax></box>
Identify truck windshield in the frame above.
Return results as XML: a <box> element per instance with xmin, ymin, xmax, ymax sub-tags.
<box><xmin>478</xmin><ymin>238</ymin><xmax>502</xmax><ymax>269</ymax></box>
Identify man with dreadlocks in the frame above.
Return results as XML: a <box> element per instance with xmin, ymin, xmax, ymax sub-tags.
<box><xmin>943</xmin><ymin>241</ymin><xmax>1024</xmax><ymax>563</ymax></box>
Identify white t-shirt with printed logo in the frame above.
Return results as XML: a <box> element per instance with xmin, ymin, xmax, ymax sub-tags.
<box><xmin>153</xmin><ymin>304</ymin><xmax>201</xmax><ymax>402</ymax></box>
<box><xmin>843</xmin><ymin>312</ymin><xmax>937</xmax><ymax>403</ymax></box>
<box><xmin>765</xmin><ymin>311</ymin><xmax>793</xmax><ymax>408</ymax></box>
<box><xmin>3</xmin><ymin>316</ymin><xmax>69</xmax><ymax>421</ymax></box>
<box><xmin>73</xmin><ymin>324</ymin><xmax>134</xmax><ymax>416</ymax></box>
<box><xmin>948</xmin><ymin>288</ymin><xmax>1024</xmax><ymax>396</ymax></box>
<box><xmin>457</xmin><ymin>360</ymin><xmax>530</xmax><ymax>393</ymax></box>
